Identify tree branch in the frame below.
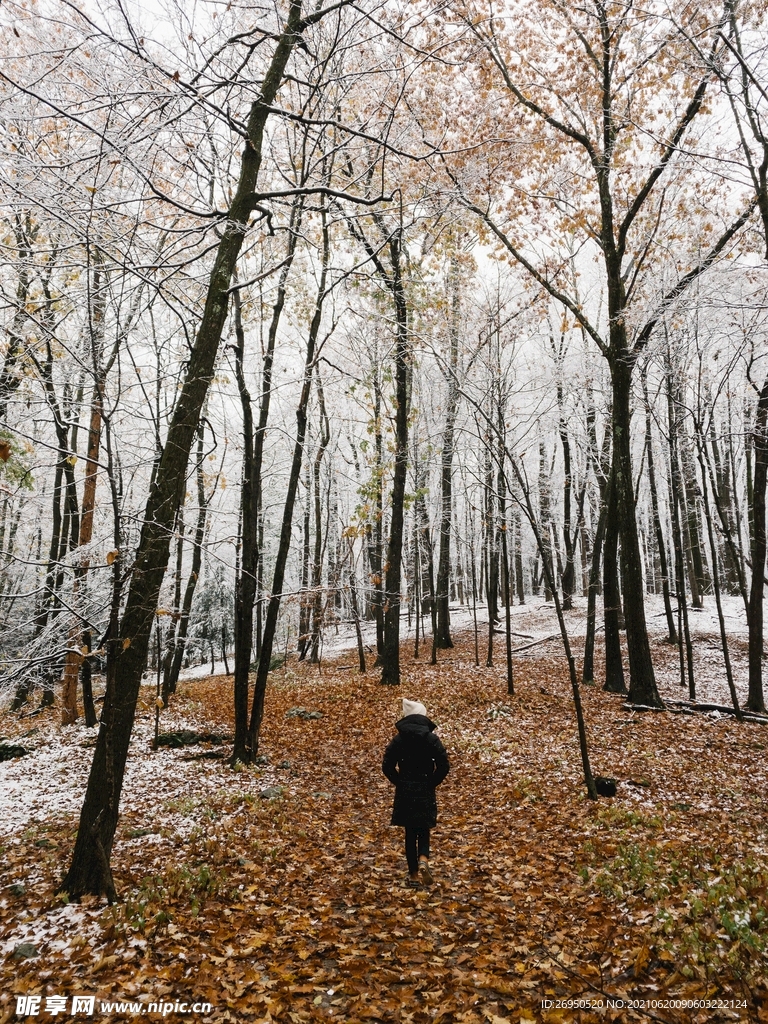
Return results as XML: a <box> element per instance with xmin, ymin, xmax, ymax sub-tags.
<box><xmin>631</xmin><ymin>196</ymin><xmax>758</xmax><ymax>358</ymax></box>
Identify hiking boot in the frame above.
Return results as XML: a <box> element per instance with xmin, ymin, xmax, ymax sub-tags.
<box><xmin>406</xmin><ymin>875</ymin><xmax>421</xmax><ymax>889</ymax></box>
<box><xmin>419</xmin><ymin>858</ymin><xmax>433</xmax><ymax>885</ymax></box>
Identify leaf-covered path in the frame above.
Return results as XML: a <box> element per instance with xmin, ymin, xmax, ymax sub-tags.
<box><xmin>2</xmin><ymin>629</ymin><xmax>768</xmax><ymax>1023</ymax></box>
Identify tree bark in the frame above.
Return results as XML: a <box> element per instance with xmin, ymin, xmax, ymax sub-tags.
<box><xmin>601</xmin><ymin>465</ymin><xmax>626</xmax><ymax>694</ymax></box>
<box><xmin>747</xmin><ymin>373</ymin><xmax>768</xmax><ymax>712</ymax></box>
<box><xmin>380</xmin><ymin>231</ymin><xmax>410</xmax><ymax>686</ymax></box>
<box><xmin>513</xmin><ymin>505</ymin><xmax>525</xmax><ymax>604</ymax></box>
<box><xmin>557</xmin><ymin>382</ymin><xmax>576</xmax><ymax>610</ymax></box>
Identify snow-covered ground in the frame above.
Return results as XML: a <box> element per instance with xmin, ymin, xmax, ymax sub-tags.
<box><xmin>0</xmin><ymin>594</ymin><xmax>756</xmax><ymax>847</ymax></box>
<box><xmin>183</xmin><ymin>592</ymin><xmax>754</xmax><ymax>705</ymax></box>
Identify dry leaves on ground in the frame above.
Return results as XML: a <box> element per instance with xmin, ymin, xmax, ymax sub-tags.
<box><xmin>1</xmin><ymin>629</ymin><xmax>767</xmax><ymax>1023</ymax></box>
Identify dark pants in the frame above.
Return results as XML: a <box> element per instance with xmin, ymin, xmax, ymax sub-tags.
<box><xmin>404</xmin><ymin>827</ymin><xmax>430</xmax><ymax>875</ymax></box>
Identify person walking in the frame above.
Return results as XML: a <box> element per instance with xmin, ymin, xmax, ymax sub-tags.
<box><xmin>382</xmin><ymin>698</ymin><xmax>450</xmax><ymax>887</ymax></box>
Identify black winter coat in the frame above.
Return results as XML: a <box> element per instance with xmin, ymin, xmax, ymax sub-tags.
<box><xmin>382</xmin><ymin>714</ymin><xmax>450</xmax><ymax>829</ymax></box>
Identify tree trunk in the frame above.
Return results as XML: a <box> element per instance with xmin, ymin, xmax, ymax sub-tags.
<box><xmin>80</xmin><ymin>631</ymin><xmax>97</xmax><ymax>728</ymax></box>
<box><xmin>381</xmin><ymin>232</ymin><xmax>410</xmax><ymax>686</ymax></box>
<box><xmin>682</xmin><ymin>440</ymin><xmax>707</xmax><ymax>607</ymax></box>
<box><xmin>436</xmin><ymin>255</ymin><xmax>460</xmax><ymax>648</ymax></box>
<box><xmin>484</xmin><ymin>438</ymin><xmax>497</xmax><ymax>666</ymax></box>
<box><xmin>709</xmin><ymin>414</ymin><xmax>741</xmax><ymax>594</ymax></box>
<box><xmin>641</xmin><ymin>366</ymin><xmax>677</xmax><ymax>644</ymax></box>
<box><xmin>162</xmin><ymin>430</ymin><xmax>208</xmax><ymax>704</ymax></box>
<box><xmin>602</xmin><ymin>465</ymin><xmax>626</xmax><ymax>694</ymax></box>
<box><xmin>60</xmin><ymin>381</ymin><xmax>102</xmax><ymax>724</ymax></box>
<box><xmin>702</xmin><ymin>423</ymin><xmax>749</xmax><ymax>608</ymax></box>
<box><xmin>297</xmin><ymin>451</ymin><xmax>312</xmax><ymax>660</ymax></box>
<box><xmin>469</xmin><ymin>519</ymin><xmax>480</xmax><ymax>667</ymax></box>
<box><xmin>231</xmin><ymin>197</ymin><xmax>302</xmax><ymax>764</ymax></box>
<box><xmin>498</xmin><ymin>456</ymin><xmax>514</xmax><ymax>696</ymax></box>
<box><xmin>60</xmin><ymin>8</ymin><xmax>307</xmax><ymax>897</ymax></box>
<box><xmin>747</xmin><ymin>373</ymin><xmax>768</xmax><ymax>713</ymax></box>
<box><xmin>367</xmin><ymin>373</ymin><xmax>385</xmax><ymax>662</ymax></box>
<box><xmin>611</xmin><ymin>356</ymin><xmax>660</xmax><ymax>706</ymax></box>
<box><xmin>582</xmin><ymin>502</ymin><xmax>606</xmax><ymax>687</ymax></box>
<box><xmin>248</xmin><ymin>197</ymin><xmax>330</xmax><ymax>752</ymax></box>
<box><xmin>160</xmin><ymin>509</ymin><xmax>185</xmax><ymax>690</ymax></box>
<box><xmin>346</xmin><ymin>537</ymin><xmax>366</xmax><ymax>674</ymax></box>
<box><xmin>506</xmin><ymin>447</ymin><xmax>597</xmax><ymax>799</ymax></box>
<box><xmin>697</xmin><ymin>431</ymin><xmax>741</xmax><ymax>719</ymax></box>
<box><xmin>415</xmin><ymin>468</ymin><xmax>435</xmax><ymax>661</ymax></box>
<box><xmin>61</xmin><ymin>257</ymin><xmax>107</xmax><ymax>724</ymax></box>
<box><xmin>666</xmin><ymin>363</ymin><xmax>695</xmax><ymax>699</ymax></box>
<box><xmin>558</xmin><ymin>383</ymin><xmax>576</xmax><ymax>610</ymax></box>
<box><xmin>538</xmin><ymin>440</ymin><xmax>554</xmax><ymax>601</ymax></box>
<box><xmin>309</xmin><ymin>377</ymin><xmax>330</xmax><ymax>663</ymax></box>
<box><xmin>729</xmin><ymin>392</ymin><xmax>750</xmax><ymax>595</ymax></box>
<box><xmin>0</xmin><ymin>213</ymin><xmax>34</xmax><ymax>420</ymax></box>
<box><xmin>513</xmin><ymin>505</ymin><xmax>525</xmax><ymax>604</ymax></box>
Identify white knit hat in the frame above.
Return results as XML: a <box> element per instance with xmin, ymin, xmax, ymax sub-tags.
<box><xmin>402</xmin><ymin>698</ymin><xmax>427</xmax><ymax>718</ymax></box>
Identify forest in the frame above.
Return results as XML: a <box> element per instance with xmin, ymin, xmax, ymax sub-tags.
<box><xmin>1</xmin><ymin>0</ymin><xmax>768</xmax><ymax>1020</ymax></box>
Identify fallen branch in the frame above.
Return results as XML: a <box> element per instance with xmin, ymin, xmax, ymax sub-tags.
<box><xmin>624</xmin><ymin>700</ymin><xmax>768</xmax><ymax>724</ymax></box>
<box><xmin>512</xmin><ymin>632</ymin><xmax>561</xmax><ymax>653</ymax></box>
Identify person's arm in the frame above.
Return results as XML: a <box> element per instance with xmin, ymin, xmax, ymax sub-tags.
<box><xmin>382</xmin><ymin>735</ymin><xmax>401</xmax><ymax>785</ymax></box>
<box><xmin>429</xmin><ymin>733</ymin><xmax>450</xmax><ymax>787</ymax></box>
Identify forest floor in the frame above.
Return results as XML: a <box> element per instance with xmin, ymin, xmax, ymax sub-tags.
<box><xmin>2</xmin><ymin>601</ymin><xmax>768</xmax><ymax>1024</ymax></box>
